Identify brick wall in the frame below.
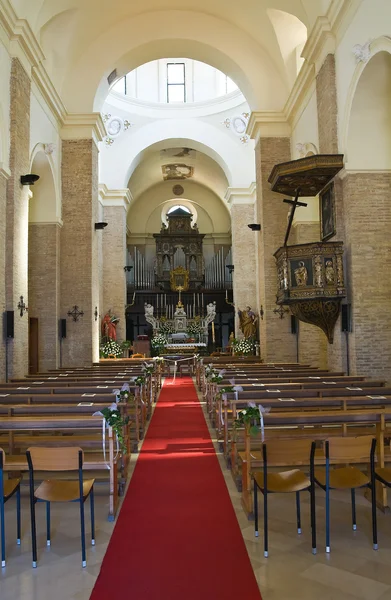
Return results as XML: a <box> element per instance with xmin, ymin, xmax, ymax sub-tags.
<box><xmin>28</xmin><ymin>223</ymin><xmax>60</xmax><ymax>371</ymax></box>
<box><xmin>60</xmin><ymin>139</ymin><xmax>100</xmax><ymax>367</ymax></box>
<box><xmin>6</xmin><ymin>58</ymin><xmax>30</xmax><ymax>378</ymax></box>
<box><xmin>316</xmin><ymin>54</ymin><xmax>338</xmax><ymax>154</ymax></box>
<box><xmin>342</xmin><ymin>172</ymin><xmax>391</xmax><ymax>381</ymax></box>
<box><xmin>102</xmin><ymin>205</ymin><xmax>127</xmax><ymax>342</ymax></box>
<box><xmin>256</xmin><ymin>137</ymin><xmax>297</xmax><ymax>363</ymax></box>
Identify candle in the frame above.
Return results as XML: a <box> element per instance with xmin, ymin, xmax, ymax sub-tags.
<box><xmin>212</xmin><ymin>321</ymin><xmax>215</xmax><ymax>343</ymax></box>
<box><xmin>225</xmin><ymin>289</ymin><xmax>228</xmax><ymax>300</ymax></box>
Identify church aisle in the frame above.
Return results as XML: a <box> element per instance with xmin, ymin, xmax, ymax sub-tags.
<box><xmin>89</xmin><ymin>377</ymin><xmax>262</xmax><ymax>600</ymax></box>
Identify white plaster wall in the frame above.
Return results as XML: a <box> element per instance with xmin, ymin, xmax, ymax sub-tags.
<box><xmin>30</xmin><ymin>85</ymin><xmax>62</xmax><ymax>222</ymax></box>
<box><xmin>335</xmin><ymin>0</ymin><xmax>391</xmax><ymax>160</ymax></box>
<box><xmin>291</xmin><ymin>84</ymin><xmax>320</xmax><ymax>223</ymax></box>
<box><xmin>0</xmin><ymin>39</ymin><xmax>11</xmax><ymax>170</ymax></box>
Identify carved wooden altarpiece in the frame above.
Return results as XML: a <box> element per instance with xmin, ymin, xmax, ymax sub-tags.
<box><xmin>154</xmin><ymin>207</ymin><xmax>204</xmax><ymax>290</ymax></box>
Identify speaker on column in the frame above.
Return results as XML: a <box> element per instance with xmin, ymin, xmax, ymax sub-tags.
<box><xmin>5</xmin><ymin>310</ymin><xmax>14</xmax><ymax>338</ymax></box>
<box><xmin>341</xmin><ymin>304</ymin><xmax>351</xmax><ymax>332</ymax></box>
<box><xmin>291</xmin><ymin>315</ymin><xmax>297</xmax><ymax>334</ymax></box>
<box><xmin>59</xmin><ymin>318</ymin><xmax>67</xmax><ymax>339</ymax></box>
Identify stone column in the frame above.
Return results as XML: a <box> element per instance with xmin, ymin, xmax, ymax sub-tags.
<box><xmin>60</xmin><ymin>115</ymin><xmax>105</xmax><ymax>366</ymax></box>
<box><xmin>226</xmin><ymin>187</ymin><xmax>257</xmax><ymax>338</ymax></box>
<box><xmin>291</xmin><ymin>221</ymin><xmax>327</xmax><ymax>368</ymax></box>
<box><xmin>28</xmin><ymin>224</ymin><xmax>61</xmax><ymax>371</ymax></box>
<box><xmin>0</xmin><ymin>167</ymin><xmax>10</xmax><ymax>381</ymax></box>
<box><xmin>6</xmin><ymin>58</ymin><xmax>31</xmax><ymax>378</ymax></box>
<box><xmin>99</xmin><ymin>186</ymin><xmax>130</xmax><ymax>343</ymax></box>
<box><xmin>254</xmin><ymin>135</ymin><xmax>297</xmax><ymax>363</ymax></box>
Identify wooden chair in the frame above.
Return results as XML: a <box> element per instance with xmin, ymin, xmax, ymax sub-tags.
<box><xmin>253</xmin><ymin>439</ymin><xmax>316</xmax><ymax>557</ymax></box>
<box><xmin>0</xmin><ymin>448</ymin><xmax>21</xmax><ymax>567</ymax></box>
<box><xmin>26</xmin><ymin>446</ymin><xmax>95</xmax><ymax>568</ymax></box>
<box><xmin>314</xmin><ymin>436</ymin><xmax>377</xmax><ymax>553</ymax></box>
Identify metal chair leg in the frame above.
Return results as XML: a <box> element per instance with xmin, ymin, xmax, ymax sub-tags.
<box><xmin>296</xmin><ymin>491</ymin><xmax>302</xmax><ymax>534</ymax></box>
<box><xmin>80</xmin><ymin>499</ymin><xmax>87</xmax><ymax>568</ymax></box>
<box><xmin>351</xmin><ymin>489</ymin><xmax>357</xmax><ymax>530</ymax></box>
<box><xmin>0</xmin><ymin>492</ymin><xmax>5</xmax><ymax>567</ymax></box>
<box><xmin>46</xmin><ymin>502</ymin><xmax>51</xmax><ymax>546</ymax></box>
<box><xmin>371</xmin><ymin>479</ymin><xmax>378</xmax><ymax>550</ymax></box>
<box><xmin>310</xmin><ymin>484</ymin><xmax>317</xmax><ymax>554</ymax></box>
<box><xmin>254</xmin><ymin>479</ymin><xmax>259</xmax><ymax>537</ymax></box>
<box><xmin>30</xmin><ymin>499</ymin><xmax>38</xmax><ymax>568</ymax></box>
<box><xmin>90</xmin><ymin>487</ymin><xmax>95</xmax><ymax>546</ymax></box>
<box><xmin>16</xmin><ymin>486</ymin><xmax>21</xmax><ymax>545</ymax></box>
<box><xmin>264</xmin><ymin>490</ymin><xmax>268</xmax><ymax>558</ymax></box>
<box><xmin>325</xmin><ymin>462</ymin><xmax>330</xmax><ymax>553</ymax></box>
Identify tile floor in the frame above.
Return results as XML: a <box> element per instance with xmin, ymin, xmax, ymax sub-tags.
<box><xmin>2</xmin><ymin>386</ymin><xmax>391</xmax><ymax>600</ymax></box>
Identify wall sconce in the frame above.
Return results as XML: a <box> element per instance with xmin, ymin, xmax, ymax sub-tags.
<box><xmin>226</xmin><ymin>264</ymin><xmax>234</xmax><ymax>274</ymax></box>
<box><xmin>124</xmin><ymin>266</ymin><xmax>133</xmax><ymax>272</ymax></box>
<box><xmin>260</xmin><ymin>305</ymin><xmax>264</xmax><ymax>320</ymax></box>
<box><xmin>17</xmin><ymin>296</ymin><xmax>28</xmax><ymax>317</ymax></box>
<box><xmin>94</xmin><ymin>307</ymin><xmax>98</xmax><ymax>321</ymax></box>
<box><xmin>248</xmin><ymin>223</ymin><xmax>261</xmax><ymax>231</ymax></box>
<box><xmin>94</xmin><ymin>222</ymin><xmax>108</xmax><ymax>230</ymax></box>
<box><xmin>20</xmin><ymin>174</ymin><xmax>40</xmax><ymax>186</ymax></box>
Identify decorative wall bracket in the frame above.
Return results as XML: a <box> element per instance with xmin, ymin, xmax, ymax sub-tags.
<box><xmin>17</xmin><ymin>296</ymin><xmax>28</xmax><ymax>317</ymax></box>
<box><xmin>67</xmin><ymin>306</ymin><xmax>84</xmax><ymax>322</ymax></box>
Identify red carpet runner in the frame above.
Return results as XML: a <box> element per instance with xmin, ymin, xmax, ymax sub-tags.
<box><xmin>90</xmin><ymin>377</ymin><xmax>262</xmax><ymax>600</ymax></box>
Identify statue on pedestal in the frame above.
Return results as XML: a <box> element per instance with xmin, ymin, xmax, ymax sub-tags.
<box><xmin>238</xmin><ymin>306</ymin><xmax>257</xmax><ymax>339</ymax></box>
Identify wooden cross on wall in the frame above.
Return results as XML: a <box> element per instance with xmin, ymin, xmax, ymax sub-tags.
<box><xmin>283</xmin><ymin>187</ymin><xmax>307</xmax><ymax>247</ymax></box>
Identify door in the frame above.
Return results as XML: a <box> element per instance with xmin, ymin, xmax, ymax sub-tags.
<box><xmin>29</xmin><ymin>317</ymin><xmax>39</xmax><ymax>374</ymax></box>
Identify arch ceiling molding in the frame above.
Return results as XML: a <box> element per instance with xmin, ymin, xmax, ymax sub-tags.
<box><xmin>11</xmin><ymin>2</ymin><xmax>326</xmax><ymax>114</ymax></box>
<box><xmin>100</xmin><ymin>118</ymin><xmax>255</xmax><ymax>195</ymax></box>
<box><xmin>341</xmin><ymin>35</ymin><xmax>391</xmax><ymax>166</ymax></box>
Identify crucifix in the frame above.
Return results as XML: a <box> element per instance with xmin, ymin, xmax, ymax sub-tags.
<box><xmin>283</xmin><ymin>187</ymin><xmax>307</xmax><ymax>247</ymax></box>
<box><xmin>177</xmin><ymin>285</ymin><xmax>184</xmax><ymax>307</ymax></box>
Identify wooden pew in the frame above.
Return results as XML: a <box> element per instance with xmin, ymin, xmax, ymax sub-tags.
<box><xmin>236</xmin><ymin>408</ymin><xmax>391</xmax><ymax>516</ymax></box>
<box><xmin>0</xmin><ymin>415</ymin><xmax>120</xmax><ymax>520</ymax></box>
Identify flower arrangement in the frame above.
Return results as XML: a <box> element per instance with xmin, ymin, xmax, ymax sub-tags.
<box><xmin>112</xmin><ymin>383</ymin><xmax>134</xmax><ymax>404</ymax></box>
<box><xmin>232</xmin><ymin>338</ymin><xmax>255</xmax><ymax>356</ymax></box>
<box><xmin>142</xmin><ymin>362</ymin><xmax>155</xmax><ymax>377</ymax></box>
<box><xmin>234</xmin><ymin>403</ymin><xmax>262</xmax><ymax>435</ymax></box>
<box><xmin>187</xmin><ymin>318</ymin><xmax>203</xmax><ymax>337</ymax></box>
<box><xmin>93</xmin><ymin>392</ymin><xmax>129</xmax><ymax>452</ymax></box>
<box><xmin>131</xmin><ymin>375</ymin><xmax>145</xmax><ymax>387</ymax></box>
<box><xmin>205</xmin><ymin>364</ymin><xmax>225</xmax><ymax>383</ymax></box>
<box><xmin>100</xmin><ymin>339</ymin><xmax>123</xmax><ymax>358</ymax></box>
<box><xmin>151</xmin><ymin>334</ymin><xmax>167</xmax><ymax>349</ymax></box>
<box><xmin>159</xmin><ymin>318</ymin><xmax>174</xmax><ymax>335</ymax></box>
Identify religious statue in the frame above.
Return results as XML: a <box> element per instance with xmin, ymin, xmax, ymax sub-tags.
<box><xmin>227</xmin><ymin>332</ymin><xmax>235</xmax><ymax>348</ymax></box>
<box><xmin>314</xmin><ymin>257</ymin><xmax>323</xmax><ymax>287</ymax></box>
<box><xmin>325</xmin><ymin>260</ymin><xmax>335</xmax><ymax>284</ymax></box>
<box><xmin>238</xmin><ymin>306</ymin><xmax>257</xmax><ymax>339</ymax></box>
<box><xmin>101</xmin><ymin>311</ymin><xmax>119</xmax><ymax>341</ymax></box>
<box><xmin>144</xmin><ymin>303</ymin><xmax>154</xmax><ymax>318</ymax></box>
<box><xmin>294</xmin><ymin>261</ymin><xmax>308</xmax><ymax>286</ymax></box>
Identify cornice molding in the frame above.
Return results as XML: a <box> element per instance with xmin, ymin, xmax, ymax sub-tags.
<box><xmin>99</xmin><ymin>184</ymin><xmax>133</xmax><ymax>208</ymax></box>
<box><xmin>61</xmin><ymin>113</ymin><xmax>106</xmax><ymax>145</ymax></box>
<box><xmin>247</xmin><ymin>112</ymin><xmax>291</xmax><ymax>143</ymax></box>
<box><xmin>224</xmin><ymin>182</ymin><xmax>256</xmax><ymax>206</ymax></box>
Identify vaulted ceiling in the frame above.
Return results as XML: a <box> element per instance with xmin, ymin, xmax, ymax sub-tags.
<box><xmin>10</xmin><ymin>0</ymin><xmax>332</xmax><ymax>112</ymax></box>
